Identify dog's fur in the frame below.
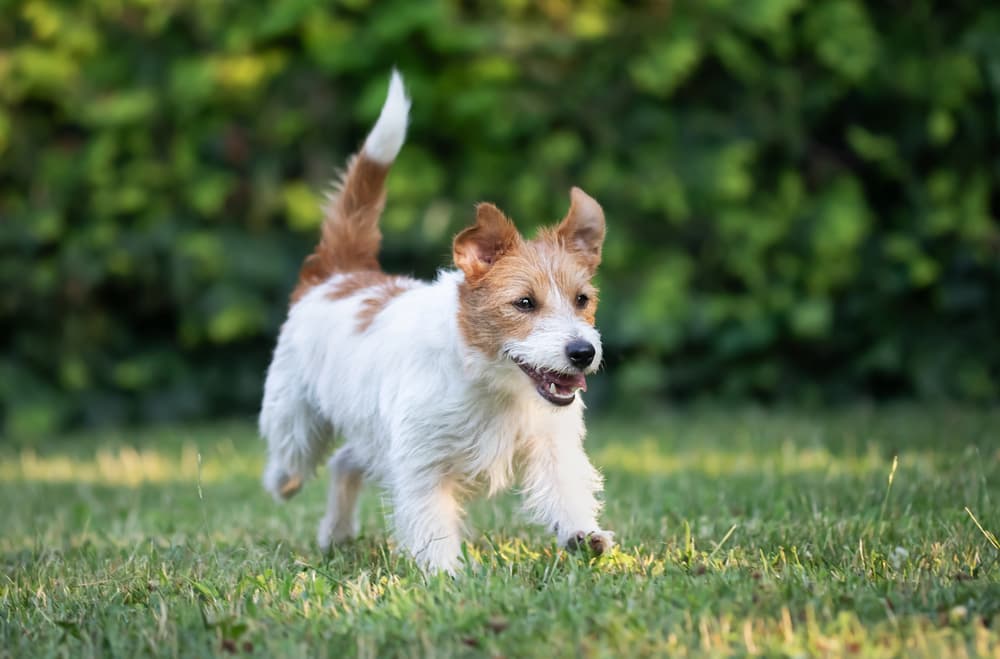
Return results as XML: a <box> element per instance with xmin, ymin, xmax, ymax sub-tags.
<box><xmin>260</xmin><ymin>71</ymin><xmax>613</xmax><ymax>572</ymax></box>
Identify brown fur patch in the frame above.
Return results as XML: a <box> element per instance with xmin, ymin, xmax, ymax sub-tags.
<box><xmin>457</xmin><ymin>229</ymin><xmax>599</xmax><ymax>358</ymax></box>
<box><xmin>453</xmin><ymin>203</ymin><xmax>522</xmax><ymax>283</ymax></box>
<box><xmin>557</xmin><ymin>187</ymin><xmax>606</xmax><ymax>275</ymax></box>
<box><xmin>324</xmin><ymin>270</ymin><xmax>417</xmax><ymax>333</ymax></box>
<box><xmin>537</xmin><ymin>228</ymin><xmax>601</xmax><ymax>326</ymax></box>
<box><xmin>291</xmin><ymin>155</ymin><xmax>389</xmax><ymax>304</ymax></box>
<box><xmin>356</xmin><ymin>278</ymin><xmax>416</xmax><ymax>332</ymax></box>
<box><xmin>327</xmin><ymin>270</ymin><xmax>395</xmax><ymax>301</ymax></box>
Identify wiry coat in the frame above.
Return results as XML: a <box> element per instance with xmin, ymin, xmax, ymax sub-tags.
<box><xmin>260</xmin><ymin>71</ymin><xmax>613</xmax><ymax>572</ymax></box>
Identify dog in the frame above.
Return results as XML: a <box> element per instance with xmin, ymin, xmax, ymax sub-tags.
<box><xmin>260</xmin><ymin>71</ymin><xmax>613</xmax><ymax>573</ymax></box>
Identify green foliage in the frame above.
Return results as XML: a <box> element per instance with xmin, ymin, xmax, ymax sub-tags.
<box><xmin>2</xmin><ymin>408</ymin><xmax>1000</xmax><ymax>655</ymax></box>
<box><xmin>2</xmin><ymin>1</ymin><xmax>999</xmax><ymax>432</ymax></box>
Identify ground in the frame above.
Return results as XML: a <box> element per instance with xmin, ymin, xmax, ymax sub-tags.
<box><xmin>2</xmin><ymin>405</ymin><xmax>999</xmax><ymax>657</ymax></box>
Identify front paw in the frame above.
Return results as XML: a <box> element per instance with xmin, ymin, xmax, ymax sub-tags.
<box><xmin>317</xmin><ymin>514</ymin><xmax>359</xmax><ymax>552</ymax></box>
<box><xmin>565</xmin><ymin>529</ymin><xmax>615</xmax><ymax>556</ymax></box>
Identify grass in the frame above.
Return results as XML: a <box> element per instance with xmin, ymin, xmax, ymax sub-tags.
<box><xmin>2</xmin><ymin>405</ymin><xmax>999</xmax><ymax>657</ymax></box>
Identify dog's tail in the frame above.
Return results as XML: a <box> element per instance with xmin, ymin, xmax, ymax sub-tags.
<box><xmin>291</xmin><ymin>70</ymin><xmax>410</xmax><ymax>304</ymax></box>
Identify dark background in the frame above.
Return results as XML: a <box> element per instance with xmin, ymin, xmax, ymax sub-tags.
<box><xmin>2</xmin><ymin>1</ymin><xmax>999</xmax><ymax>436</ymax></box>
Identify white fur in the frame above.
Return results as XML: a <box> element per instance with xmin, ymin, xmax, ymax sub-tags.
<box><xmin>259</xmin><ymin>72</ymin><xmax>611</xmax><ymax>573</ymax></box>
<box><xmin>260</xmin><ymin>271</ymin><xmax>611</xmax><ymax>572</ymax></box>
<box><xmin>362</xmin><ymin>69</ymin><xmax>410</xmax><ymax>164</ymax></box>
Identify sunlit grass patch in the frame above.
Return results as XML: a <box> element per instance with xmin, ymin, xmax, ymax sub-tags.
<box><xmin>1</xmin><ymin>406</ymin><xmax>998</xmax><ymax>656</ymax></box>
<box><xmin>1</xmin><ymin>426</ymin><xmax>264</xmax><ymax>487</ymax></box>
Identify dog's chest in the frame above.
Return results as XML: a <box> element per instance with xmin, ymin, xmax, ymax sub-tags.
<box><xmin>454</xmin><ymin>397</ymin><xmax>566</xmax><ymax>494</ymax></box>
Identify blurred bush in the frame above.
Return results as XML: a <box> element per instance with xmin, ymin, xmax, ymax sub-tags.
<box><xmin>2</xmin><ymin>0</ymin><xmax>998</xmax><ymax>435</ymax></box>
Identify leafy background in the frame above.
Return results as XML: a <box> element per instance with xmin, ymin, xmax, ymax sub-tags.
<box><xmin>2</xmin><ymin>0</ymin><xmax>998</xmax><ymax>436</ymax></box>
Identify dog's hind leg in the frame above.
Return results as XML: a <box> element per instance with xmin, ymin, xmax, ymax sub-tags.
<box><xmin>261</xmin><ymin>400</ymin><xmax>331</xmax><ymax>501</ymax></box>
<box><xmin>260</xmin><ymin>354</ymin><xmax>332</xmax><ymax>500</ymax></box>
<box><xmin>317</xmin><ymin>444</ymin><xmax>365</xmax><ymax>551</ymax></box>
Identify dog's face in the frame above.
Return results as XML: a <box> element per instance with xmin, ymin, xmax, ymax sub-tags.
<box><xmin>454</xmin><ymin>187</ymin><xmax>605</xmax><ymax>406</ymax></box>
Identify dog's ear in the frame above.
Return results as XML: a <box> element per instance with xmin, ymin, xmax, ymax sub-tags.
<box><xmin>557</xmin><ymin>187</ymin><xmax>605</xmax><ymax>273</ymax></box>
<box><xmin>453</xmin><ymin>203</ymin><xmax>521</xmax><ymax>281</ymax></box>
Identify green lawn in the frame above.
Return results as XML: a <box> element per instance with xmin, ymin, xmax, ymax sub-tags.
<box><xmin>2</xmin><ymin>406</ymin><xmax>999</xmax><ymax>657</ymax></box>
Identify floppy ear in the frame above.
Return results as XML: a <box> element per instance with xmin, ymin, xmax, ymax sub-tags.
<box><xmin>453</xmin><ymin>203</ymin><xmax>522</xmax><ymax>281</ymax></box>
<box><xmin>557</xmin><ymin>187</ymin><xmax>605</xmax><ymax>273</ymax></box>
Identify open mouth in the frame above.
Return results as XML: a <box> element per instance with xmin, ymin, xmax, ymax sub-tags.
<box><xmin>514</xmin><ymin>360</ymin><xmax>587</xmax><ymax>406</ymax></box>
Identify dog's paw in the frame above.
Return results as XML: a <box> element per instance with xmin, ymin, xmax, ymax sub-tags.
<box><xmin>263</xmin><ymin>463</ymin><xmax>303</xmax><ymax>502</ymax></box>
<box><xmin>317</xmin><ymin>516</ymin><xmax>359</xmax><ymax>552</ymax></box>
<box><xmin>565</xmin><ymin>529</ymin><xmax>615</xmax><ymax>556</ymax></box>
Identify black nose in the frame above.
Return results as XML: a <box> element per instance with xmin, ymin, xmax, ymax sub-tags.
<box><xmin>566</xmin><ymin>340</ymin><xmax>596</xmax><ymax>369</ymax></box>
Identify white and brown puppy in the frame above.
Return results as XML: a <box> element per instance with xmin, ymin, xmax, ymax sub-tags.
<box><xmin>260</xmin><ymin>71</ymin><xmax>613</xmax><ymax>573</ymax></box>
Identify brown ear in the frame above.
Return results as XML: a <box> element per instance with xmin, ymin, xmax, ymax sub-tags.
<box><xmin>453</xmin><ymin>203</ymin><xmax>522</xmax><ymax>281</ymax></box>
<box><xmin>557</xmin><ymin>187</ymin><xmax>605</xmax><ymax>273</ymax></box>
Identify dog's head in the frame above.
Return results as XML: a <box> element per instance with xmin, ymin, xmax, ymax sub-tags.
<box><xmin>454</xmin><ymin>187</ymin><xmax>605</xmax><ymax>407</ymax></box>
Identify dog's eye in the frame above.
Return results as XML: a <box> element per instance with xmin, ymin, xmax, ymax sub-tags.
<box><xmin>575</xmin><ymin>294</ymin><xmax>589</xmax><ymax>309</ymax></box>
<box><xmin>513</xmin><ymin>296</ymin><xmax>536</xmax><ymax>312</ymax></box>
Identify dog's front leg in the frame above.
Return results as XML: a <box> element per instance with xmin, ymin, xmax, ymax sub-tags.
<box><xmin>519</xmin><ymin>430</ymin><xmax>614</xmax><ymax>555</ymax></box>
<box><xmin>390</xmin><ymin>471</ymin><xmax>464</xmax><ymax>574</ymax></box>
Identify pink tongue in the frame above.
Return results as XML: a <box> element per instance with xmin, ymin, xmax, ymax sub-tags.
<box><xmin>547</xmin><ymin>372</ymin><xmax>587</xmax><ymax>392</ymax></box>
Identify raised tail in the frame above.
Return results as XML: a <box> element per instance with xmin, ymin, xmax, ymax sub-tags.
<box><xmin>291</xmin><ymin>70</ymin><xmax>410</xmax><ymax>304</ymax></box>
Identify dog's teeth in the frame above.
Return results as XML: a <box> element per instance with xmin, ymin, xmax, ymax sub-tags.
<box><xmin>549</xmin><ymin>383</ymin><xmax>557</xmax><ymax>395</ymax></box>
